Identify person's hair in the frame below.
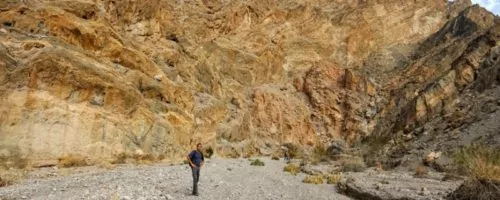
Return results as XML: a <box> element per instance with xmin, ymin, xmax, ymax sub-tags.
<box><xmin>197</xmin><ymin>143</ymin><xmax>202</xmax><ymax>146</ymax></box>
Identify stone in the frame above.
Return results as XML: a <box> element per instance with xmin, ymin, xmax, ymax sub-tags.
<box><xmin>419</xmin><ymin>187</ymin><xmax>429</xmax><ymax>196</ymax></box>
<box><xmin>154</xmin><ymin>74</ymin><xmax>163</xmax><ymax>81</ymax></box>
<box><xmin>424</xmin><ymin>152</ymin><xmax>442</xmax><ymax>165</ymax></box>
<box><xmin>165</xmin><ymin>194</ymin><xmax>174</xmax><ymax>200</ymax></box>
<box><xmin>121</xmin><ymin>196</ymin><xmax>131</xmax><ymax>200</ymax></box>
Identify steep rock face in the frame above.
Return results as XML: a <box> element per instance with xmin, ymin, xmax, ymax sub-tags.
<box><xmin>0</xmin><ymin>0</ymin><xmax>491</xmax><ymax>164</ymax></box>
<box><xmin>365</xmin><ymin>5</ymin><xmax>500</xmax><ymax>168</ymax></box>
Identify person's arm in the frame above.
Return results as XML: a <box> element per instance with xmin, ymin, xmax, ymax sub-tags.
<box><xmin>187</xmin><ymin>152</ymin><xmax>195</xmax><ymax>168</ymax></box>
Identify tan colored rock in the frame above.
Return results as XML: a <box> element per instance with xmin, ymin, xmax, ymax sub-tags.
<box><xmin>0</xmin><ymin>0</ymin><xmax>493</xmax><ymax>165</ymax></box>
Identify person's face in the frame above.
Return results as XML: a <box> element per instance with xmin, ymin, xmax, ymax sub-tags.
<box><xmin>197</xmin><ymin>144</ymin><xmax>202</xmax><ymax>151</ymax></box>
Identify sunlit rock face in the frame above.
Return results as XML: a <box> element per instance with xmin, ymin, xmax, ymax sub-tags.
<box><xmin>2</xmin><ymin>0</ymin><xmax>498</xmax><ymax>164</ymax></box>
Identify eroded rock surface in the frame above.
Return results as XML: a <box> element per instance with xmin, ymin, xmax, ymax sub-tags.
<box><xmin>1</xmin><ymin>0</ymin><xmax>498</xmax><ymax>165</ymax></box>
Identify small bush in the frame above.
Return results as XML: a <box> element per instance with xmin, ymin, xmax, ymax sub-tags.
<box><xmin>283</xmin><ymin>163</ymin><xmax>300</xmax><ymax>175</ymax></box>
<box><xmin>326</xmin><ymin>173</ymin><xmax>342</xmax><ymax>184</ymax></box>
<box><xmin>250</xmin><ymin>159</ymin><xmax>265</xmax><ymax>166</ymax></box>
<box><xmin>0</xmin><ymin>168</ymin><xmax>26</xmax><ymax>187</ymax></box>
<box><xmin>341</xmin><ymin>159</ymin><xmax>366</xmax><ymax>172</ymax></box>
<box><xmin>414</xmin><ymin>164</ymin><xmax>429</xmax><ymax>178</ymax></box>
<box><xmin>97</xmin><ymin>161</ymin><xmax>116</xmax><ymax>170</ymax></box>
<box><xmin>0</xmin><ymin>176</ymin><xmax>12</xmax><ymax>187</ymax></box>
<box><xmin>111</xmin><ymin>152</ymin><xmax>158</xmax><ymax>165</ymax></box>
<box><xmin>271</xmin><ymin>156</ymin><xmax>280</xmax><ymax>160</ymax></box>
<box><xmin>453</xmin><ymin>144</ymin><xmax>500</xmax><ymax>181</ymax></box>
<box><xmin>447</xmin><ymin>179</ymin><xmax>500</xmax><ymax>200</ymax></box>
<box><xmin>283</xmin><ymin>143</ymin><xmax>301</xmax><ymax>159</ymax></box>
<box><xmin>204</xmin><ymin>147</ymin><xmax>214</xmax><ymax>159</ymax></box>
<box><xmin>303</xmin><ymin>175</ymin><xmax>324</xmax><ymax>184</ymax></box>
<box><xmin>312</xmin><ymin>143</ymin><xmax>329</xmax><ymax>163</ymax></box>
<box><xmin>58</xmin><ymin>154</ymin><xmax>88</xmax><ymax>168</ymax></box>
<box><xmin>134</xmin><ymin>153</ymin><xmax>156</xmax><ymax>164</ymax></box>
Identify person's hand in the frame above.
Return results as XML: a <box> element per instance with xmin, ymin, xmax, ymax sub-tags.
<box><xmin>190</xmin><ymin>163</ymin><xmax>195</xmax><ymax>168</ymax></box>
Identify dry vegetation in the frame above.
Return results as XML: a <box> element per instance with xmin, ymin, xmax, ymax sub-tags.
<box><xmin>58</xmin><ymin>154</ymin><xmax>89</xmax><ymax>168</ymax></box>
<box><xmin>446</xmin><ymin>145</ymin><xmax>500</xmax><ymax>200</ymax></box>
<box><xmin>283</xmin><ymin>163</ymin><xmax>300</xmax><ymax>175</ymax></box>
<box><xmin>414</xmin><ymin>164</ymin><xmax>429</xmax><ymax>178</ymax></box>
<box><xmin>311</xmin><ymin>143</ymin><xmax>329</xmax><ymax>164</ymax></box>
<box><xmin>203</xmin><ymin>147</ymin><xmax>214</xmax><ymax>159</ymax></box>
<box><xmin>453</xmin><ymin>144</ymin><xmax>500</xmax><ymax>181</ymax></box>
<box><xmin>111</xmin><ymin>153</ymin><xmax>159</xmax><ymax>165</ymax></box>
<box><xmin>250</xmin><ymin>159</ymin><xmax>265</xmax><ymax>166</ymax></box>
<box><xmin>0</xmin><ymin>168</ymin><xmax>26</xmax><ymax>188</ymax></box>
<box><xmin>341</xmin><ymin>158</ymin><xmax>367</xmax><ymax>172</ymax></box>
<box><xmin>303</xmin><ymin>175</ymin><xmax>324</xmax><ymax>184</ymax></box>
<box><xmin>284</xmin><ymin>143</ymin><xmax>302</xmax><ymax>159</ymax></box>
<box><xmin>0</xmin><ymin>176</ymin><xmax>13</xmax><ymax>187</ymax></box>
<box><xmin>326</xmin><ymin>173</ymin><xmax>342</xmax><ymax>185</ymax></box>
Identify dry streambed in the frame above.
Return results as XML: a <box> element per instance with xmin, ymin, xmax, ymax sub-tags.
<box><xmin>0</xmin><ymin>158</ymin><xmax>462</xmax><ymax>200</ymax></box>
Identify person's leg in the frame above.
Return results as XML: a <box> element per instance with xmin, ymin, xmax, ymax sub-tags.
<box><xmin>192</xmin><ymin>167</ymin><xmax>199</xmax><ymax>195</ymax></box>
<box><xmin>191</xmin><ymin>167</ymin><xmax>197</xmax><ymax>195</ymax></box>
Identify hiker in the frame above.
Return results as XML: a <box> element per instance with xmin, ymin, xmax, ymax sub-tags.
<box><xmin>187</xmin><ymin>143</ymin><xmax>204</xmax><ymax>196</ymax></box>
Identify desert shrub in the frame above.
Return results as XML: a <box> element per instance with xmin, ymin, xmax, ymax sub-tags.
<box><xmin>204</xmin><ymin>146</ymin><xmax>214</xmax><ymax>159</ymax></box>
<box><xmin>97</xmin><ymin>161</ymin><xmax>116</xmax><ymax>170</ymax></box>
<box><xmin>111</xmin><ymin>152</ymin><xmax>157</xmax><ymax>165</ymax></box>
<box><xmin>312</xmin><ymin>143</ymin><xmax>329</xmax><ymax>163</ymax></box>
<box><xmin>111</xmin><ymin>153</ymin><xmax>128</xmax><ymax>164</ymax></box>
<box><xmin>326</xmin><ymin>173</ymin><xmax>342</xmax><ymax>184</ymax></box>
<box><xmin>250</xmin><ymin>159</ymin><xmax>265</xmax><ymax>166</ymax></box>
<box><xmin>341</xmin><ymin>159</ymin><xmax>367</xmax><ymax>172</ymax></box>
<box><xmin>447</xmin><ymin>179</ymin><xmax>500</xmax><ymax>200</ymax></box>
<box><xmin>0</xmin><ymin>168</ymin><xmax>27</xmax><ymax>187</ymax></box>
<box><xmin>134</xmin><ymin>153</ymin><xmax>156</xmax><ymax>164</ymax></box>
<box><xmin>0</xmin><ymin>176</ymin><xmax>12</xmax><ymax>187</ymax></box>
<box><xmin>283</xmin><ymin>143</ymin><xmax>301</xmax><ymax>159</ymax></box>
<box><xmin>283</xmin><ymin>163</ymin><xmax>300</xmax><ymax>175</ymax></box>
<box><xmin>414</xmin><ymin>164</ymin><xmax>429</xmax><ymax>178</ymax></box>
<box><xmin>303</xmin><ymin>175</ymin><xmax>324</xmax><ymax>184</ymax></box>
<box><xmin>453</xmin><ymin>144</ymin><xmax>500</xmax><ymax>181</ymax></box>
<box><xmin>58</xmin><ymin>154</ymin><xmax>88</xmax><ymax>168</ymax></box>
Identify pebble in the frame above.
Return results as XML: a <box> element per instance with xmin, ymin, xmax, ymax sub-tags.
<box><xmin>419</xmin><ymin>187</ymin><xmax>429</xmax><ymax>196</ymax></box>
<box><xmin>121</xmin><ymin>196</ymin><xmax>131</xmax><ymax>200</ymax></box>
<box><xmin>0</xmin><ymin>158</ymin><xmax>353</xmax><ymax>200</ymax></box>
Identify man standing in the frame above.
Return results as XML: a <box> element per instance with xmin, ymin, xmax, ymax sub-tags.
<box><xmin>187</xmin><ymin>143</ymin><xmax>204</xmax><ymax>196</ymax></box>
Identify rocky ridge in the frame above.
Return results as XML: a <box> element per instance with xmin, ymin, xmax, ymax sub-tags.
<box><xmin>0</xmin><ymin>0</ymin><xmax>498</xmax><ymax>168</ymax></box>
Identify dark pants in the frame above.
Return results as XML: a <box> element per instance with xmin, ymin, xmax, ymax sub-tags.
<box><xmin>191</xmin><ymin>167</ymin><xmax>200</xmax><ymax>195</ymax></box>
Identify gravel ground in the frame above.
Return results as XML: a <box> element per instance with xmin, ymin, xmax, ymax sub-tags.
<box><xmin>0</xmin><ymin>157</ymin><xmax>351</xmax><ymax>200</ymax></box>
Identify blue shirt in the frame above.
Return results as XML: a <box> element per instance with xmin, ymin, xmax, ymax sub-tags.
<box><xmin>188</xmin><ymin>150</ymin><xmax>204</xmax><ymax>167</ymax></box>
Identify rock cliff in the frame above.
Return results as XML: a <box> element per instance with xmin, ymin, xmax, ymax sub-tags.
<box><xmin>0</xmin><ymin>0</ymin><xmax>498</xmax><ymax>165</ymax></box>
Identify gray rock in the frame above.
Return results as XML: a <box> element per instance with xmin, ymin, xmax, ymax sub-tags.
<box><xmin>339</xmin><ymin>171</ymin><xmax>462</xmax><ymax>200</ymax></box>
<box><xmin>327</xmin><ymin>140</ymin><xmax>347</xmax><ymax>156</ymax></box>
<box><xmin>121</xmin><ymin>196</ymin><xmax>131</xmax><ymax>200</ymax></box>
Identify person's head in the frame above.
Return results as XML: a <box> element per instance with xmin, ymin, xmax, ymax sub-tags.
<box><xmin>196</xmin><ymin>143</ymin><xmax>202</xmax><ymax>151</ymax></box>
